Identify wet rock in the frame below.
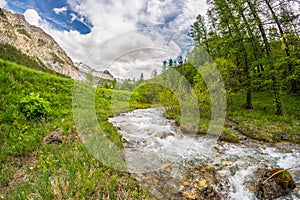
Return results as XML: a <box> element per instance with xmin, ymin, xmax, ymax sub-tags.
<box><xmin>194</xmin><ymin>179</ymin><xmax>208</xmax><ymax>191</ymax></box>
<box><xmin>221</xmin><ymin>161</ymin><xmax>234</xmax><ymax>167</ymax></box>
<box><xmin>43</xmin><ymin>128</ymin><xmax>63</xmax><ymax>144</ymax></box>
<box><xmin>150</xmin><ymin>133</ymin><xmax>158</xmax><ymax>137</ymax></box>
<box><xmin>183</xmin><ymin>180</ymin><xmax>190</xmax><ymax>186</ymax></box>
<box><xmin>183</xmin><ymin>189</ymin><xmax>198</xmax><ymax>199</ymax></box>
<box><xmin>159</xmin><ymin>132</ymin><xmax>175</xmax><ymax>139</ymax></box>
<box><xmin>204</xmin><ymin>166</ymin><xmax>215</xmax><ymax>172</ymax></box>
<box><xmin>256</xmin><ymin>168</ymin><xmax>296</xmax><ymax>199</ymax></box>
<box><xmin>214</xmin><ymin>144</ymin><xmax>220</xmax><ymax>151</ymax></box>
<box><xmin>153</xmin><ymin>178</ymin><xmax>160</xmax><ymax>184</ymax></box>
<box><xmin>181</xmin><ymin>165</ymin><xmax>224</xmax><ymax>200</ymax></box>
<box><xmin>178</xmin><ymin>185</ymin><xmax>185</xmax><ymax>191</ymax></box>
<box><xmin>121</xmin><ymin>136</ymin><xmax>130</xmax><ymax>143</ymax></box>
<box><xmin>161</xmin><ymin>163</ymin><xmax>171</xmax><ymax>171</ymax></box>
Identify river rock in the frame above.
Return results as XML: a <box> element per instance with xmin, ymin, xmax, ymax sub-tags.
<box><xmin>221</xmin><ymin>160</ymin><xmax>234</xmax><ymax>167</ymax></box>
<box><xmin>204</xmin><ymin>165</ymin><xmax>215</xmax><ymax>172</ymax></box>
<box><xmin>256</xmin><ymin>168</ymin><xmax>296</xmax><ymax>199</ymax></box>
<box><xmin>181</xmin><ymin>165</ymin><xmax>224</xmax><ymax>199</ymax></box>
<box><xmin>161</xmin><ymin>163</ymin><xmax>171</xmax><ymax>171</ymax></box>
<box><xmin>194</xmin><ymin>179</ymin><xmax>208</xmax><ymax>191</ymax></box>
<box><xmin>183</xmin><ymin>189</ymin><xmax>198</xmax><ymax>199</ymax></box>
<box><xmin>178</xmin><ymin>185</ymin><xmax>185</xmax><ymax>191</ymax></box>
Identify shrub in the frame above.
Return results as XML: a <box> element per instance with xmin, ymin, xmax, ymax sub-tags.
<box><xmin>20</xmin><ymin>93</ymin><xmax>51</xmax><ymax>119</ymax></box>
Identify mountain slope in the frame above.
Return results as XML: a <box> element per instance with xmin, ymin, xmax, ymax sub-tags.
<box><xmin>0</xmin><ymin>8</ymin><xmax>79</xmax><ymax>79</ymax></box>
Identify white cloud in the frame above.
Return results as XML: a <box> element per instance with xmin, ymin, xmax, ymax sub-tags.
<box><xmin>70</xmin><ymin>13</ymin><xmax>77</xmax><ymax>22</ymax></box>
<box><xmin>140</xmin><ymin>0</ymin><xmax>182</xmax><ymax>25</ymax></box>
<box><xmin>53</xmin><ymin>6</ymin><xmax>68</xmax><ymax>15</ymax></box>
<box><xmin>24</xmin><ymin>9</ymin><xmax>42</xmax><ymax>26</ymax></box>
<box><xmin>22</xmin><ymin>1</ymin><xmax>208</xmax><ymax>79</ymax></box>
<box><xmin>0</xmin><ymin>0</ymin><xmax>7</xmax><ymax>8</ymax></box>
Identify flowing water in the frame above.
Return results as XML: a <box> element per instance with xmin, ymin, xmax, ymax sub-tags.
<box><xmin>109</xmin><ymin>107</ymin><xmax>300</xmax><ymax>199</ymax></box>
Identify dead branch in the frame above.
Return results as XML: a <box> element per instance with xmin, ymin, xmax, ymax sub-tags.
<box><xmin>262</xmin><ymin>166</ymin><xmax>300</xmax><ymax>185</ymax></box>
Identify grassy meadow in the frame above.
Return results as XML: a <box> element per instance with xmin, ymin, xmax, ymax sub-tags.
<box><xmin>0</xmin><ymin>59</ymin><xmax>151</xmax><ymax>199</ymax></box>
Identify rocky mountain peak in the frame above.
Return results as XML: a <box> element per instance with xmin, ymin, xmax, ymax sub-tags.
<box><xmin>0</xmin><ymin>8</ymin><xmax>79</xmax><ymax>79</ymax></box>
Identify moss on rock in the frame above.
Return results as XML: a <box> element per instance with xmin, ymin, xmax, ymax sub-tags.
<box><xmin>219</xmin><ymin>128</ymin><xmax>240</xmax><ymax>143</ymax></box>
<box><xmin>256</xmin><ymin>168</ymin><xmax>296</xmax><ymax>199</ymax></box>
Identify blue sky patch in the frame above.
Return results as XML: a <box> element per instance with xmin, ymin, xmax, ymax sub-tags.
<box><xmin>7</xmin><ymin>0</ymin><xmax>92</xmax><ymax>34</ymax></box>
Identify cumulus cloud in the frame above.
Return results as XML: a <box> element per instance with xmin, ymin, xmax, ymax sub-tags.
<box><xmin>140</xmin><ymin>0</ymin><xmax>183</xmax><ymax>25</ymax></box>
<box><xmin>24</xmin><ymin>9</ymin><xmax>59</xmax><ymax>37</ymax></box>
<box><xmin>22</xmin><ymin>0</ymin><xmax>207</xmax><ymax>79</ymax></box>
<box><xmin>0</xmin><ymin>0</ymin><xmax>7</xmax><ymax>8</ymax></box>
<box><xmin>53</xmin><ymin>6</ymin><xmax>68</xmax><ymax>15</ymax></box>
<box><xmin>24</xmin><ymin>9</ymin><xmax>43</xmax><ymax>26</ymax></box>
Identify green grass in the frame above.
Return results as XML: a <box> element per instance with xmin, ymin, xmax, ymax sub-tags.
<box><xmin>228</xmin><ymin>92</ymin><xmax>300</xmax><ymax>143</ymax></box>
<box><xmin>0</xmin><ymin>59</ymin><xmax>151</xmax><ymax>199</ymax></box>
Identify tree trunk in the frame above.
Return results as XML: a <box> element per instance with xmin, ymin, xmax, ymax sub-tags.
<box><xmin>221</xmin><ymin>0</ymin><xmax>253</xmax><ymax>108</ymax></box>
<box><xmin>247</xmin><ymin>0</ymin><xmax>283</xmax><ymax>115</ymax></box>
<box><xmin>264</xmin><ymin>0</ymin><xmax>297</xmax><ymax>93</ymax></box>
<box><xmin>234</xmin><ymin>1</ymin><xmax>264</xmax><ymax>73</ymax></box>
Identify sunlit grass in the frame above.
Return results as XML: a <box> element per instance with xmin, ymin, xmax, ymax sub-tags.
<box><xmin>228</xmin><ymin>92</ymin><xmax>300</xmax><ymax>143</ymax></box>
<box><xmin>0</xmin><ymin>59</ymin><xmax>151</xmax><ymax>199</ymax></box>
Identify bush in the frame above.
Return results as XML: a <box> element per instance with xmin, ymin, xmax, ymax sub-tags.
<box><xmin>20</xmin><ymin>93</ymin><xmax>51</xmax><ymax>119</ymax></box>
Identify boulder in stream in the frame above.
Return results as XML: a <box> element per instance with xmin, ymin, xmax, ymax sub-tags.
<box><xmin>256</xmin><ymin>168</ymin><xmax>296</xmax><ymax>199</ymax></box>
<box><xmin>181</xmin><ymin>165</ymin><xmax>225</xmax><ymax>200</ymax></box>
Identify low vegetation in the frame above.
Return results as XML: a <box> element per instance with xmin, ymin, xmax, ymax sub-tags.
<box><xmin>228</xmin><ymin>92</ymin><xmax>300</xmax><ymax>143</ymax></box>
<box><xmin>0</xmin><ymin>59</ymin><xmax>151</xmax><ymax>199</ymax></box>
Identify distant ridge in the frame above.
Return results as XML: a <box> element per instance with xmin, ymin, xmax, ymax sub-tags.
<box><xmin>75</xmin><ymin>62</ymin><xmax>115</xmax><ymax>81</ymax></box>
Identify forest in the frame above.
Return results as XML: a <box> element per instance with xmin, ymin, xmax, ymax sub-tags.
<box><xmin>188</xmin><ymin>0</ymin><xmax>299</xmax><ymax>114</ymax></box>
<box><xmin>131</xmin><ymin>0</ymin><xmax>300</xmax><ymax>143</ymax></box>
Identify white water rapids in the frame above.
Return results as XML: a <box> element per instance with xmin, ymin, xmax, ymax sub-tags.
<box><xmin>109</xmin><ymin>108</ymin><xmax>300</xmax><ymax>199</ymax></box>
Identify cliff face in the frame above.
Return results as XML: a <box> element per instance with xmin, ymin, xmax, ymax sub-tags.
<box><xmin>0</xmin><ymin>8</ymin><xmax>79</xmax><ymax>79</ymax></box>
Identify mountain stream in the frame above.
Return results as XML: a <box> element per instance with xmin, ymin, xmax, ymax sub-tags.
<box><xmin>109</xmin><ymin>108</ymin><xmax>300</xmax><ymax>199</ymax></box>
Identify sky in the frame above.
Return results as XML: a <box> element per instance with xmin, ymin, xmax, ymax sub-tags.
<box><xmin>0</xmin><ymin>0</ymin><xmax>208</xmax><ymax>79</ymax></box>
